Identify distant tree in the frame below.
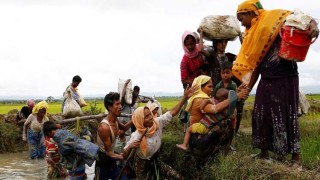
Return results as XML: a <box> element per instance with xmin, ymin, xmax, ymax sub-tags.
<box><xmin>46</xmin><ymin>96</ymin><xmax>54</xmax><ymax>103</ymax></box>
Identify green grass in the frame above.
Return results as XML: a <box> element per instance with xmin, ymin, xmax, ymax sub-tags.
<box><xmin>159</xmin><ymin>113</ymin><xmax>320</xmax><ymax>179</ymax></box>
<box><xmin>1</xmin><ymin>95</ymin><xmax>320</xmax><ymax>178</ymax></box>
<box><xmin>0</xmin><ymin>99</ymin><xmax>181</xmax><ymax>114</ymax></box>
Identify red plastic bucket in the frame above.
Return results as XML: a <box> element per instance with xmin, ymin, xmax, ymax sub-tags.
<box><xmin>279</xmin><ymin>25</ymin><xmax>317</xmax><ymax>62</ymax></box>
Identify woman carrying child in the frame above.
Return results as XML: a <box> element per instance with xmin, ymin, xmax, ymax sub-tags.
<box><xmin>176</xmin><ymin>88</ymin><xmax>236</xmax><ymax>151</ymax></box>
<box><xmin>178</xmin><ymin>75</ymin><xmax>248</xmax><ymax>156</ymax></box>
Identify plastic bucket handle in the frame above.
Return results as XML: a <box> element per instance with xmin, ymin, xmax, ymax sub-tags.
<box><xmin>280</xmin><ymin>26</ymin><xmax>317</xmax><ymax>47</ymax></box>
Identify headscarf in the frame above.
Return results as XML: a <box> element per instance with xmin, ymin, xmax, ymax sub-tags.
<box><xmin>185</xmin><ymin>75</ymin><xmax>211</xmax><ymax>112</ymax></box>
<box><xmin>146</xmin><ymin>100</ymin><xmax>162</xmax><ymax>118</ymax></box>
<box><xmin>132</xmin><ymin>107</ymin><xmax>159</xmax><ymax>157</ymax></box>
<box><xmin>27</xmin><ymin>99</ymin><xmax>35</xmax><ymax>108</ymax></box>
<box><xmin>182</xmin><ymin>31</ymin><xmax>199</xmax><ymax>58</ymax></box>
<box><xmin>32</xmin><ymin>100</ymin><xmax>49</xmax><ymax>117</ymax></box>
<box><xmin>232</xmin><ymin>0</ymin><xmax>292</xmax><ymax>84</ymax></box>
<box><xmin>237</xmin><ymin>0</ymin><xmax>264</xmax><ymax>16</ymax></box>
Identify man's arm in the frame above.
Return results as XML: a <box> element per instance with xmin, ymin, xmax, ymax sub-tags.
<box><xmin>118</xmin><ymin>120</ymin><xmax>133</xmax><ymax>131</ymax></box>
<box><xmin>98</xmin><ymin>124</ymin><xmax>123</xmax><ymax>160</ymax></box>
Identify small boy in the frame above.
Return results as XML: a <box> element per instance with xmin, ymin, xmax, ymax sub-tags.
<box><xmin>212</xmin><ymin>61</ymin><xmax>240</xmax><ymax>130</ymax></box>
<box><xmin>43</xmin><ymin>121</ymin><xmax>68</xmax><ymax>179</ymax></box>
<box><xmin>176</xmin><ymin>88</ymin><xmax>234</xmax><ymax>151</ymax></box>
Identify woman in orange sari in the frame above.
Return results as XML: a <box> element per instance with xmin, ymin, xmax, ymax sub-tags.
<box><xmin>233</xmin><ymin>0</ymin><xmax>319</xmax><ymax>165</ymax></box>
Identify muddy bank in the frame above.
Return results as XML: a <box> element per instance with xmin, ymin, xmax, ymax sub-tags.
<box><xmin>0</xmin><ymin>113</ymin><xmax>100</xmax><ymax>153</ymax></box>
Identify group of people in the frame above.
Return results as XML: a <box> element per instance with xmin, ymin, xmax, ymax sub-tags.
<box><xmin>179</xmin><ymin>0</ymin><xmax>319</xmax><ymax>170</ymax></box>
<box><xmin>17</xmin><ymin>0</ymin><xmax>319</xmax><ymax>179</ymax></box>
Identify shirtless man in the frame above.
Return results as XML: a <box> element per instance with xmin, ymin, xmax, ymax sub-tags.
<box><xmin>95</xmin><ymin>92</ymin><xmax>132</xmax><ymax>180</ymax></box>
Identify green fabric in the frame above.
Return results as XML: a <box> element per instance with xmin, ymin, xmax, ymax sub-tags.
<box><xmin>227</xmin><ymin>90</ymin><xmax>238</xmax><ymax>116</ymax></box>
<box><xmin>212</xmin><ymin>80</ymin><xmax>237</xmax><ymax>97</ymax></box>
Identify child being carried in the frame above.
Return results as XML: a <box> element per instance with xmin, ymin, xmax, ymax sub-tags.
<box><xmin>176</xmin><ymin>88</ymin><xmax>234</xmax><ymax>151</ymax></box>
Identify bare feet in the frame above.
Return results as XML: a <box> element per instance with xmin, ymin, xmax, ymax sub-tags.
<box><xmin>176</xmin><ymin>144</ymin><xmax>187</xmax><ymax>151</ymax></box>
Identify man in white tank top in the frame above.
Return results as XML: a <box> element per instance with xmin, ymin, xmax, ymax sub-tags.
<box><xmin>95</xmin><ymin>92</ymin><xmax>132</xmax><ymax>180</ymax></box>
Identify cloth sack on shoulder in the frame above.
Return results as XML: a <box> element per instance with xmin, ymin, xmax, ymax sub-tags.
<box><xmin>199</xmin><ymin>15</ymin><xmax>241</xmax><ymax>41</ymax></box>
<box><xmin>63</xmin><ymin>95</ymin><xmax>83</xmax><ymax>118</ymax></box>
<box><xmin>118</xmin><ymin>78</ymin><xmax>133</xmax><ymax>105</ymax></box>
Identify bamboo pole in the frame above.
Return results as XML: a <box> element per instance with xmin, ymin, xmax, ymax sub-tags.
<box><xmin>56</xmin><ymin>113</ymin><xmax>132</xmax><ymax>124</ymax></box>
<box><xmin>117</xmin><ymin>128</ymin><xmax>149</xmax><ymax>180</ymax></box>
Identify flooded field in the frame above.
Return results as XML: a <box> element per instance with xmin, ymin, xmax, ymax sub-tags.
<box><xmin>0</xmin><ymin>151</ymin><xmax>95</xmax><ymax>180</ymax></box>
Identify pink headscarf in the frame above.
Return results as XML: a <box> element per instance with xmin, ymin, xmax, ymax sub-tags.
<box><xmin>182</xmin><ymin>31</ymin><xmax>199</xmax><ymax>58</ymax></box>
<box><xmin>27</xmin><ymin>99</ymin><xmax>35</xmax><ymax>108</ymax></box>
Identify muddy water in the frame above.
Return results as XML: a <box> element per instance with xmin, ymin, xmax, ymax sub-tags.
<box><xmin>0</xmin><ymin>151</ymin><xmax>95</xmax><ymax>180</ymax></box>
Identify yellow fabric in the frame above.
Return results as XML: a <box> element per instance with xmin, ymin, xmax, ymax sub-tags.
<box><xmin>32</xmin><ymin>100</ymin><xmax>48</xmax><ymax>117</ymax></box>
<box><xmin>191</xmin><ymin>122</ymin><xmax>209</xmax><ymax>134</ymax></box>
<box><xmin>132</xmin><ymin>107</ymin><xmax>159</xmax><ymax>157</ymax></box>
<box><xmin>237</xmin><ymin>0</ymin><xmax>263</xmax><ymax>16</ymax></box>
<box><xmin>75</xmin><ymin>117</ymin><xmax>80</xmax><ymax>136</ymax></box>
<box><xmin>79</xmin><ymin>96</ymin><xmax>87</xmax><ymax>107</ymax></box>
<box><xmin>233</xmin><ymin>0</ymin><xmax>292</xmax><ymax>84</ymax></box>
<box><xmin>185</xmin><ymin>75</ymin><xmax>211</xmax><ymax>112</ymax></box>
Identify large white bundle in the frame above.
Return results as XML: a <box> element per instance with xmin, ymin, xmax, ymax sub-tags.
<box><xmin>199</xmin><ymin>15</ymin><xmax>241</xmax><ymax>41</ymax></box>
<box><xmin>62</xmin><ymin>96</ymin><xmax>83</xmax><ymax>118</ymax></box>
<box><xmin>118</xmin><ymin>78</ymin><xmax>133</xmax><ymax>105</ymax></box>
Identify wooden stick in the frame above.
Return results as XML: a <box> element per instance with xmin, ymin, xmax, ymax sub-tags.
<box><xmin>117</xmin><ymin>128</ymin><xmax>149</xmax><ymax>180</ymax></box>
<box><xmin>56</xmin><ymin>113</ymin><xmax>132</xmax><ymax>124</ymax></box>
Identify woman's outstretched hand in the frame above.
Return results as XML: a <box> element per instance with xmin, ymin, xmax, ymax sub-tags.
<box><xmin>184</xmin><ymin>84</ymin><xmax>199</xmax><ymax>99</ymax></box>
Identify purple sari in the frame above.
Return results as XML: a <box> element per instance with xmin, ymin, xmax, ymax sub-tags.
<box><xmin>252</xmin><ymin>36</ymin><xmax>300</xmax><ymax>156</ymax></box>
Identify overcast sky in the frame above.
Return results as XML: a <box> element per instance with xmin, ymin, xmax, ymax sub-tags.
<box><xmin>0</xmin><ymin>0</ymin><xmax>319</xmax><ymax>98</ymax></box>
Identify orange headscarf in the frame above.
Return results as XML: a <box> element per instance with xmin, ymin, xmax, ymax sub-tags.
<box><xmin>232</xmin><ymin>0</ymin><xmax>292</xmax><ymax>84</ymax></box>
<box><xmin>132</xmin><ymin>106</ymin><xmax>159</xmax><ymax>157</ymax></box>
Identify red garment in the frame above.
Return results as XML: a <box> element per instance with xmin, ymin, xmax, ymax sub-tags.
<box><xmin>180</xmin><ymin>54</ymin><xmax>205</xmax><ymax>83</ymax></box>
<box><xmin>45</xmin><ymin>137</ymin><xmax>60</xmax><ymax>164</ymax></box>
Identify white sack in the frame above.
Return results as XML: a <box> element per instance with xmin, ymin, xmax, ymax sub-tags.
<box><xmin>199</xmin><ymin>15</ymin><xmax>241</xmax><ymax>41</ymax></box>
<box><xmin>118</xmin><ymin>79</ymin><xmax>133</xmax><ymax>105</ymax></box>
<box><xmin>63</xmin><ymin>96</ymin><xmax>83</xmax><ymax>117</ymax></box>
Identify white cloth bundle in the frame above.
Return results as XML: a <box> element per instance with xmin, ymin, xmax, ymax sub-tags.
<box><xmin>118</xmin><ymin>78</ymin><xmax>133</xmax><ymax>105</ymax></box>
<box><xmin>62</xmin><ymin>96</ymin><xmax>83</xmax><ymax>117</ymax></box>
<box><xmin>199</xmin><ymin>15</ymin><xmax>241</xmax><ymax>41</ymax></box>
<box><xmin>285</xmin><ymin>9</ymin><xmax>313</xmax><ymax>30</ymax></box>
